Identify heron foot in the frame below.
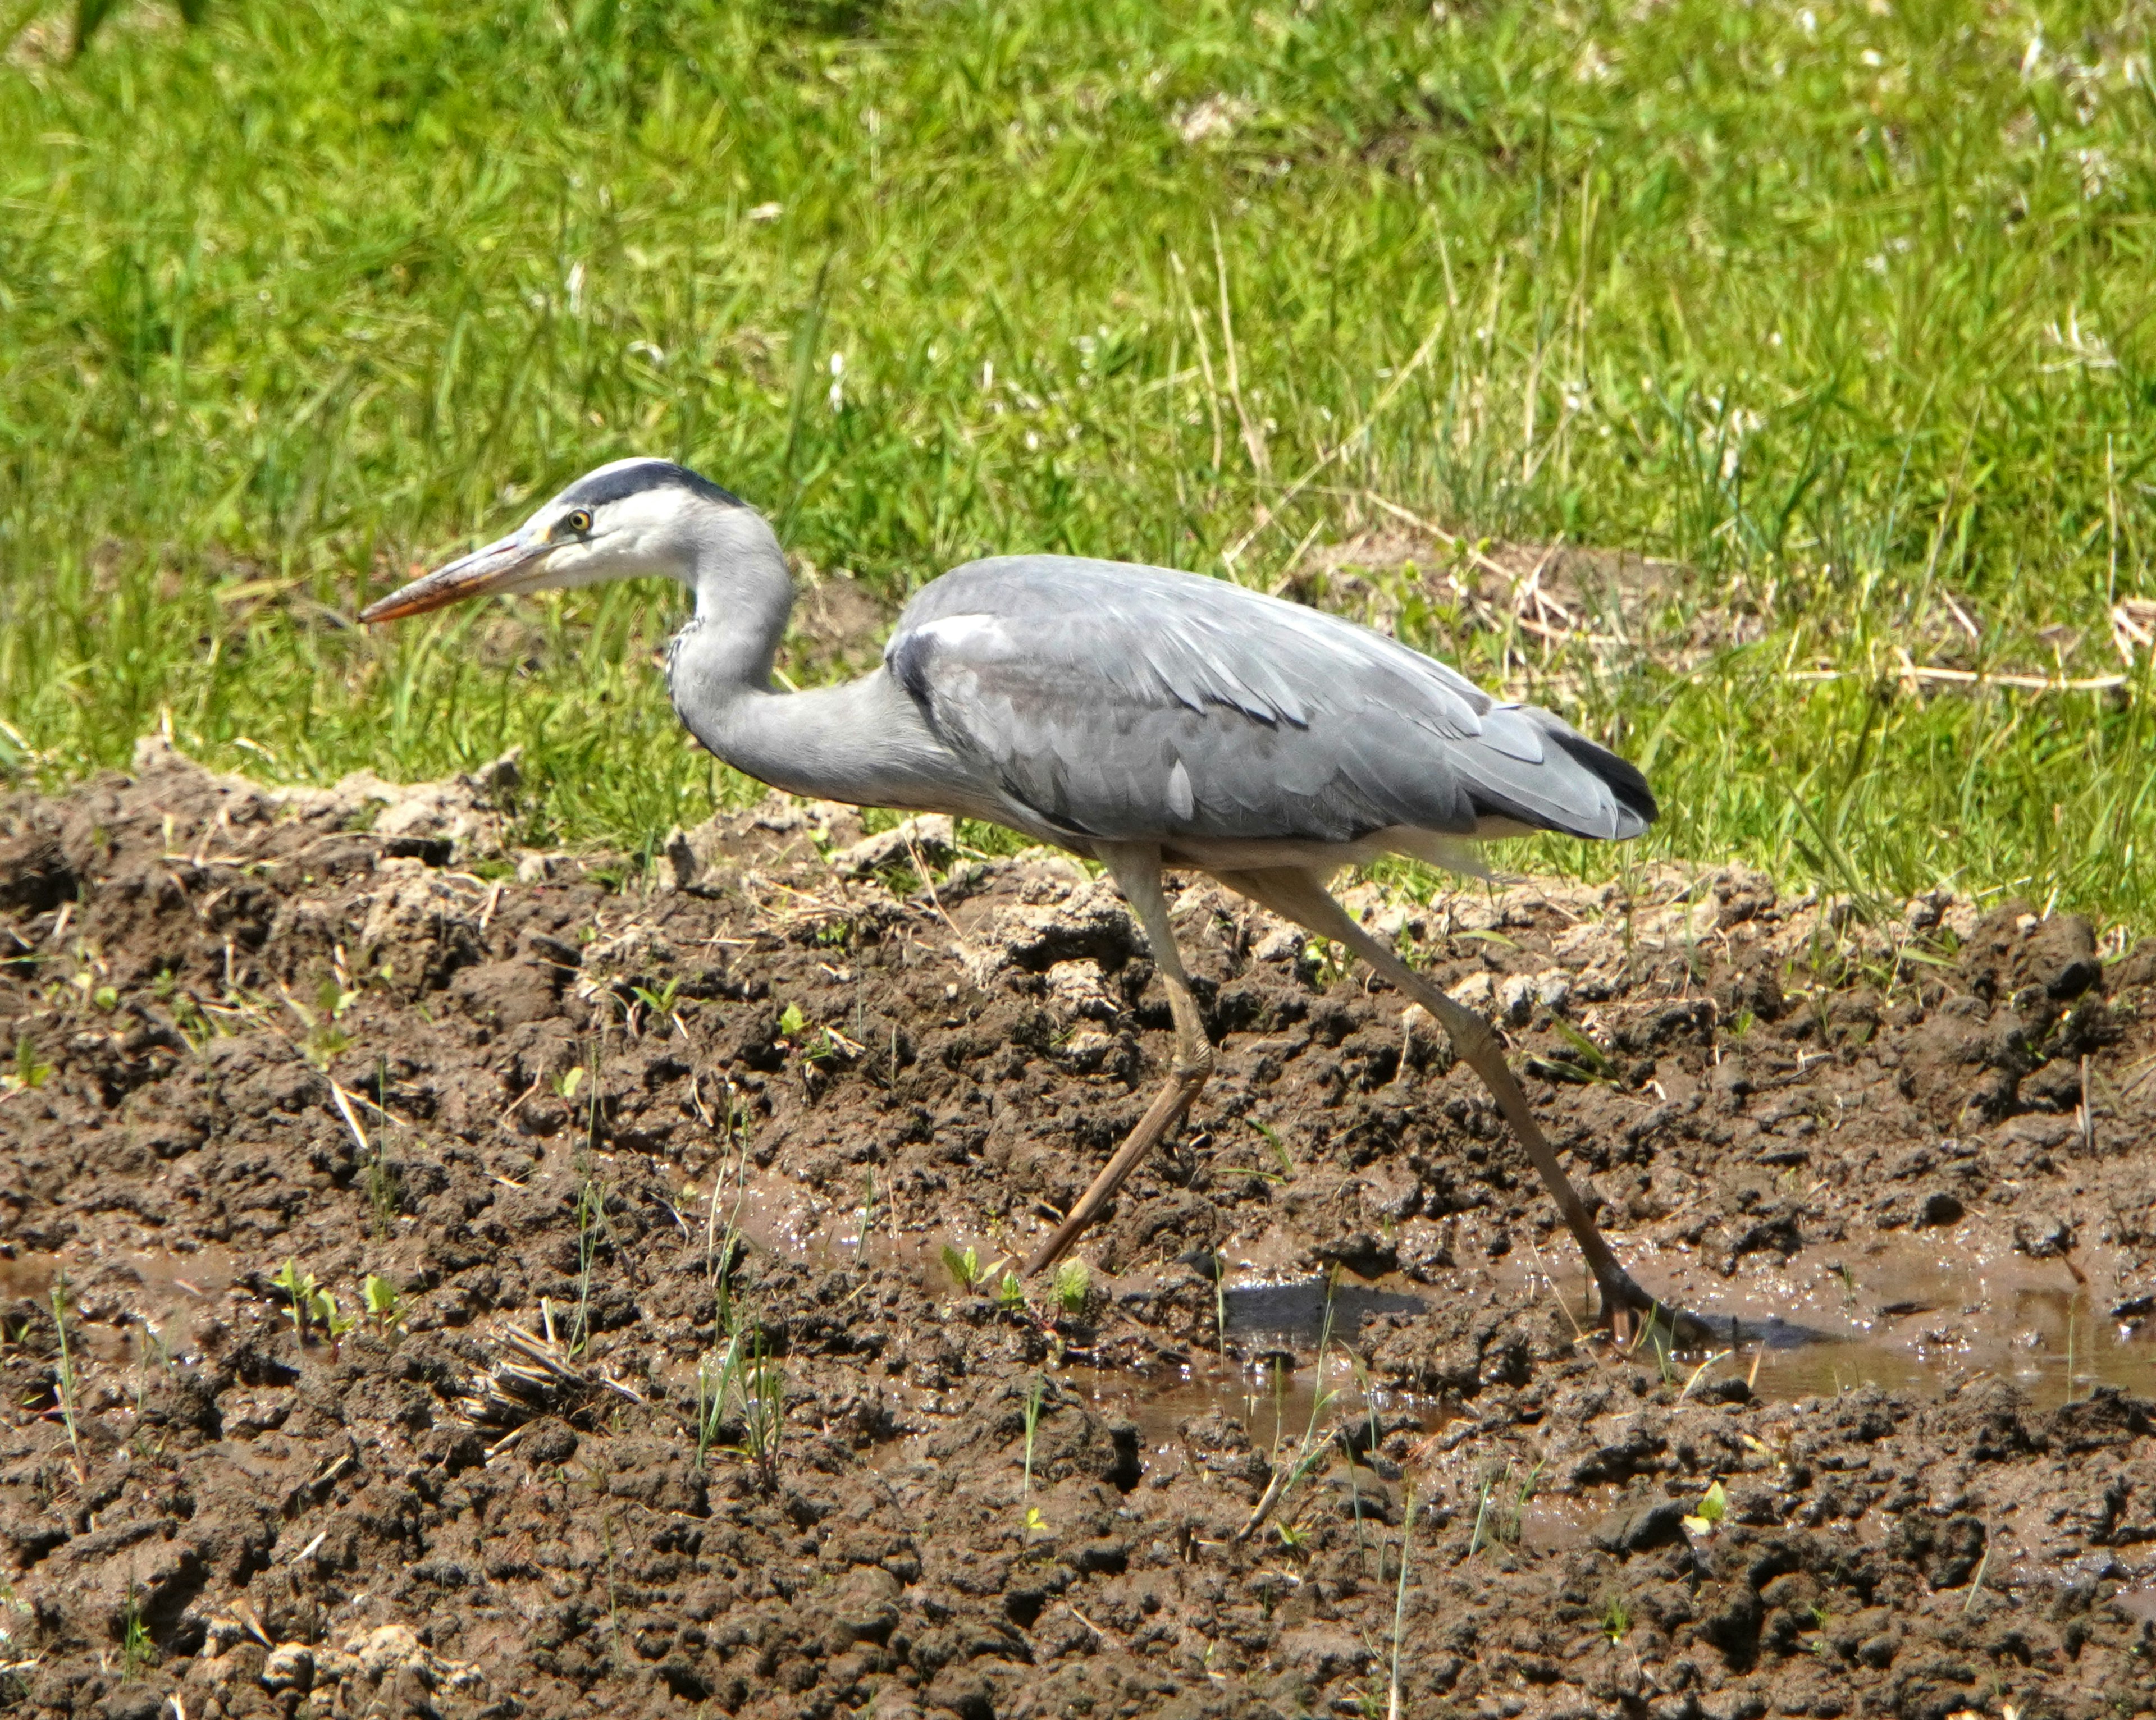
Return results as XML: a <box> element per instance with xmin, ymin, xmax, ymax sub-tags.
<box><xmin>1595</xmin><ymin>1271</ymin><xmax>1716</xmax><ymax>1350</ymax></box>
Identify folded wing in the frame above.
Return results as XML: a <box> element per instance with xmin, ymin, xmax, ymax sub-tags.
<box><xmin>884</xmin><ymin>556</ymin><xmax>1655</xmax><ymax>848</ymax></box>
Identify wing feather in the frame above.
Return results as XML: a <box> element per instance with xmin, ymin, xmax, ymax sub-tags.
<box><xmin>886</xmin><ymin>556</ymin><xmax>1654</xmax><ymax>846</ymax></box>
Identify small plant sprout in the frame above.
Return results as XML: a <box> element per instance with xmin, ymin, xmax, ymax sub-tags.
<box><xmin>285</xmin><ymin>976</ymin><xmax>355</xmax><ymax>1068</ymax></box>
<box><xmin>49</xmin><ymin>1275</ymin><xmax>83</xmax><ymax>1474</ymax></box>
<box><xmin>362</xmin><ymin>1145</ymin><xmax>401</xmax><ymax>1236</ymax></box>
<box><xmin>942</xmin><ymin>1243</ymin><xmax>998</xmax><ymax>1292</ymax></box>
<box><xmin>1468</xmin><ymin>1470</ymin><xmax>1497</xmax><ymax>1557</ymax></box>
<box><xmin>360</xmin><ymin>1053</ymin><xmax>402</xmax><ymax>1235</ymax></box>
<box><xmin>69</xmin><ymin>967</ymin><xmax>120</xmax><ymax>1014</ymax></box>
<box><xmin>1052</xmin><ymin>1257</ymin><xmax>1090</xmax><ymax>1318</ymax></box>
<box><xmin>120</xmin><ymin>1586</ymin><xmax>155</xmax><ymax>1678</ymax></box>
<box><xmin>270</xmin><ymin>1259</ymin><xmax>357</xmax><ymax>1347</ymax></box>
<box><xmin>361</xmin><ymin>1274</ymin><xmax>405</xmax><ymax>1333</ymax></box>
<box><xmin>802</xmin><ymin>1022</ymin><xmax>864</xmax><ymax>1067</ymax></box>
<box><xmin>688</xmin><ymin>1321</ymin><xmax>784</xmax><ymax>1490</ymax></box>
<box><xmin>1541</xmin><ymin>1015</ymin><xmax>1623</xmax><ymax>1086</ymax></box>
<box><xmin>1387</xmin><ymin>1484</ymin><xmax>1417</xmax><ymax>1720</ymax></box>
<box><xmin>1601</xmin><ymin>1595</ymin><xmax>1632</xmax><ymax>1644</ymax></box>
<box><xmin>1249</xmin><ymin>1118</ymin><xmax>1293</xmax><ymax>1178</ymax></box>
<box><xmin>570</xmin><ymin>1167</ymin><xmax>607</xmax><ymax>1358</ymax></box>
<box><xmin>319</xmin><ymin>1292</ymin><xmax>355</xmax><ymax>1341</ymax></box>
<box><xmin>550</xmin><ymin>1064</ymin><xmax>587</xmax><ymax>1101</ymax></box>
<box><xmin>1683</xmin><ymin>1478</ymin><xmax>1728</xmax><ymax>1537</ymax></box>
<box><xmin>1021</xmin><ymin>1375</ymin><xmax>1047</xmax><ymax>1499</ymax></box>
<box><xmin>630</xmin><ymin>976</ymin><xmax>686</xmax><ymax>1035</ymax></box>
<box><xmin>271</xmin><ymin>1259</ymin><xmax>312</xmax><ymax>1342</ymax></box>
<box><xmin>1678</xmin><ymin>1350</ymin><xmax>1733</xmax><ymax>1402</ymax></box>
<box><xmin>693</xmin><ymin>1350</ymin><xmax>729</xmax><ymax>1474</ymax></box>
<box><xmin>1022</xmin><ymin>1504</ymin><xmax>1048</xmax><ymax>1543</ymax></box>
<box><xmin>1508</xmin><ymin>1454</ymin><xmax>1547</xmax><ymax>1544</ymax></box>
<box><xmin>777</xmin><ymin>1001</ymin><xmax>807</xmax><ymax>1039</ymax></box>
<box><xmin>3</xmin><ymin>1035</ymin><xmax>52</xmax><ymax>1094</ymax></box>
<box><xmin>994</xmin><ymin>1270</ymin><xmax>1027</xmax><ymax>1311</ymax></box>
<box><xmin>741</xmin><ymin>1329</ymin><xmax>784</xmax><ymax>1494</ymax></box>
<box><xmin>1235</xmin><ymin>1278</ymin><xmax>1347</xmax><ymax>1544</ymax></box>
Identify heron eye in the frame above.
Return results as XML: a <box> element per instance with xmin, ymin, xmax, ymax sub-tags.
<box><xmin>564</xmin><ymin>508</ymin><xmax>593</xmax><ymax>536</ymax></box>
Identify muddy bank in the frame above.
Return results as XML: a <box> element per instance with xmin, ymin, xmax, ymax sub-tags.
<box><xmin>2</xmin><ymin>742</ymin><xmax>2155</xmax><ymax>1719</ymax></box>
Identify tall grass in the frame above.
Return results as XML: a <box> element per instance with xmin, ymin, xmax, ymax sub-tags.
<box><xmin>2</xmin><ymin>0</ymin><xmax>2151</xmax><ymax>918</ymax></box>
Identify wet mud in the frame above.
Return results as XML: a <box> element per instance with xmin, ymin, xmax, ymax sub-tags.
<box><xmin>3</xmin><ymin>739</ymin><xmax>2156</xmax><ymax>1719</ymax></box>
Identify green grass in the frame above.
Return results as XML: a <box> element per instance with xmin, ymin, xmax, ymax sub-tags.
<box><xmin>2</xmin><ymin>0</ymin><xmax>2152</xmax><ymax>921</ymax></box>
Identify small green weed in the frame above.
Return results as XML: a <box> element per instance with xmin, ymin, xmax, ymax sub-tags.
<box><xmin>120</xmin><ymin>1589</ymin><xmax>156</xmax><ymax>1680</ymax></box>
<box><xmin>3</xmin><ymin>1036</ymin><xmax>51</xmax><ymax>1093</ymax></box>
<box><xmin>1248</xmin><ymin>1119</ymin><xmax>1294</xmax><ymax>1178</ymax></box>
<box><xmin>693</xmin><ymin>1350</ymin><xmax>729</xmax><ymax>1474</ymax></box>
<box><xmin>1388</xmin><ymin>1484</ymin><xmax>1418</xmax><ymax>1719</ymax></box>
<box><xmin>1052</xmin><ymin>1258</ymin><xmax>1090</xmax><ymax>1318</ymax></box>
<box><xmin>361</xmin><ymin>1273</ymin><xmax>405</xmax><ymax>1333</ymax></box>
<box><xmin>569</xmin><ymin>1165</ymin><xmax>608</xmax><ymax>1358</ymax></box>
<box><xmin>1021</xmin><ymin>1375</ymin><xmax>1047</xmax><ymax>1501</ymax></box>
<box><xmin>941</xmin><ymin>1243</ymin><xmax>993</xmax><ymax>1293</ymax></box>
<box><xmin>287</xmin><ymin>977</ymin><xmax>357</xmax><ymax>1069</ymax></box>
<box><xmin>631</xmin><ymin>977</ymin><xmax>685</xmax><ymax>1035</ymax></box>
<box><xmin>739</xmin><ymin>1329</ymin><xmax>784</xmax><ymax>1495</ymax></box>
<box><xmin>270</xmin><ymin>1259</ymin><xmax>355</xmax><ymax>1346</ymax></box>
<box><xmin>360</xmin><ymin>1148</ymin><xmax>401</xmax><ymax>1235</ymax></box>
<box><xmin>48</xmin><ymin>1275</ymin><xmax>83</xmax><ymax>1474</ymax></box>
<box><xmin>689</xmin><ymin>1319</ymin><xmax>784</xmax><ymax>1493</ymax></box>
<box><xmin>1683</xmin><ymin>1479</ymin><xmax>1728</xmax><ymax>1536</ymax></box>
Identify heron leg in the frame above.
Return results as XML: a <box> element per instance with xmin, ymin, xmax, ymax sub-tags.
<box><xmin>1023</xmin><ymin>846</ymin><xmax>1214</xmax><ymax>1278</ymax></box>
<box><xmin>1212</xmin><ymin>866</ymin><xmax>1703</xmax><ymax>1346</ymax></box>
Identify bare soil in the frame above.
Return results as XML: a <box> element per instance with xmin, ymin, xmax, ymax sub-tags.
<box><xmin>3</xmin><ymin>740</ymin><xmax>2155</xmax><ymax>1720</ymax></box>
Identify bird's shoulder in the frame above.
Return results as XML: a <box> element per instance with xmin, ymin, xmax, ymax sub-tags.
<box><xmin>889</xmin><ymin>555</ymin><xmax>1224</xmax><ymax>634</ymax></box>
<box><xmin>885</xmin><ymin>554</ymin><xmax>1492</xmax><ymax>728</ymax></box>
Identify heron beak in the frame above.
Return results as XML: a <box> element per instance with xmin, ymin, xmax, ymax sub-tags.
<box><xmin>359</xmin><ymin>534</ymin><xmax>548</xmax><ymax>624</ymax></box>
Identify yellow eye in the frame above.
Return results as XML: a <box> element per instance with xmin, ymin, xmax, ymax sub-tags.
<box><xmin>563</xmin><ymin>507</ymin><xmax>593</xmax><ymax>536</ymax></box>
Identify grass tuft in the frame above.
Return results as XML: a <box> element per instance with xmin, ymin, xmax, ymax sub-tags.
<box><xmin>1</xmin><ymin>1</ymin><xmax>2150</xmax><ymax>921</ymax></box>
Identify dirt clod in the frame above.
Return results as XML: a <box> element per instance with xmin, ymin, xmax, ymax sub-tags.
<box><xmin>2</xmin><ymin>751</ymin><xmax>2153</xmax><ymax>1718</ymax></box>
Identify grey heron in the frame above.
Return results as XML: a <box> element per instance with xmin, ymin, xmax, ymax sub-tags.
<box><xmin>362</xmin><ymin>458</ymin><xmax>1675</xmax><ymax>1330</ymax></box>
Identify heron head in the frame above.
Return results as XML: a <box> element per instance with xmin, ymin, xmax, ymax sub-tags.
<box><xmin>359</xmin><ymin>458</ymin><xmax>748</xmax><ymax>624</ymax></box>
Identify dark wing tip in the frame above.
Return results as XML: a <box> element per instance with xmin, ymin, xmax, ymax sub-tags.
<box><xmin>1545</xmin><ymin>725</ymin><xmax>1659</xmax><ymax>833</ymax></box>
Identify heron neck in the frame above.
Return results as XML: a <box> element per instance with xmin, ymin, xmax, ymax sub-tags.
<box><xmin>675</xmin><ymin>507</ymin><xmax>795</xmax><ymax>698</ymax></box>
<box><xmin>665</xmin><ymin>505</ymin><xmax>983</xmax><ymax>813</ymax></box>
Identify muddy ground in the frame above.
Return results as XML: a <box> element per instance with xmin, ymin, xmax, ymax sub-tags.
<box><xmin>3</xmin><ymin>739</ymin><xmax>2156</xmax><ymax>1720</ymax></box>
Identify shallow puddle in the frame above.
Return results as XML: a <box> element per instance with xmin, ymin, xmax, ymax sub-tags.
<box><xmin>0</xmin><ymin>1243</ymin><xmax>236</xmax><ymax>1361</ymax></box>
<box><xmin>1562</xmin><ymin>1235</ymin><xmax>2156</xmax><ymax>1412</ymax></box>
<box><xmin>1198</xmin><ymin>1246</ymin><xmax>2154</xmax><ymax>1415</ymax></box>
<box><xmin>628</xmin><ymin>1164</ymin><xmax>2156</xmax><ymax>1421</ymax></box>
<box><xmin>1017</xmin><ymin>1232</ymin><xmax>2156</xmax><ymax>1485</ymax></box>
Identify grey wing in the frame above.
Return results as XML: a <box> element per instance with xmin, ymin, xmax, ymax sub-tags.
<box><xmin>883</xmin><ymin>556</ymin><xmax>1656</xmax><ymax>847</ymax></box>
